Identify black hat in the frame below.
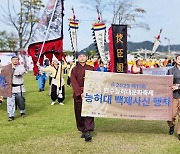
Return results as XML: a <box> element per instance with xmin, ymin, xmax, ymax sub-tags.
<box><xmin>176</xmin><ymin>54</ymin><xmax>180</xmax><ymax>59</ymax></box>
<box><xmin>11</xmin><ymin>55</ymin><xmax>19</xmax><ymax>59</ymax></box>
<box><xmin>77</xmin><ymin>50</ymin><xmax>87</xmax><ymax>56</ymax></box>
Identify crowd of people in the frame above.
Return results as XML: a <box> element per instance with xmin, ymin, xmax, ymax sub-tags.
<box><xmin>0</xmin><ymin>53</ymin><xmax>180</xmax><ymax>142</ymax></box>
<box><xmin>128</xmin><ymin>57</ymin><xmax>175</xmax><ymax>69</ymax></box>
<box><xmin>63</xmin><ymin>57</ymin><xmax>176</xmax><ymax>75</ymax></box>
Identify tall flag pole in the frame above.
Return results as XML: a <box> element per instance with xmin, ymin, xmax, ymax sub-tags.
<box><xmin>28</xmin><ymin>0</ymin><xmax>65</xmax><ymax>75</ymax></box>
<box><xmin>92</xmin><ymin>13</ymin><xmax>109</xmax><ymax>64</ymax></box>
<box><xmin>36</xmin><ymin>0</ymin><xmax>58</xmax><ymax>63</ymax></box>
<box><xmin>151</xmin><ymin>29</ymin><xmax>162</xmax><ymax>57</ymax></box>
<box><xmin>68</xmin><ymin>8</ymin><xmax>79</xmax><ymax>61</ymax></box>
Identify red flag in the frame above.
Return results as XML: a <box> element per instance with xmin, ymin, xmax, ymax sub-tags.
<box><xmin>28</xmin><ymin>0</ymin><xmax>65</xmax><ymax>75</ymax></box>
<box><xmin>108</xmin><ymin>26</ymin><xmax>115</xmax><ymax>72</ymax></box>
<box><xmin>151</xmin><ymin>29</ymin><xmax>162</xmax><ymax>56</ymax></box>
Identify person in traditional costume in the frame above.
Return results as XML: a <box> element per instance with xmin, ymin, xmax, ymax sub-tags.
<box><xmin>130</xmin><ymin>59</ymin><xmax>143</xmax><ymax>74</ymax></box>
<box><xmin>36</xmin><ymin>59</ymin><xmax>49</xmax><ymax>92</ymax></box>
<box><xmin>167</xmin><ymin>54</ymin><xmax>180</xmax><ymax>140</ymax></box>
<box><xmin>70</xmin><ymin>50</ymin><xmax>95</xmax><ymax>142</ymax></box>
<box><xmin>67</xmin><ymin>62</ymin><xmax>76</xmax><ymax>87</ymax></box>
<box><xmin>7</xmin><ymin>56</ymin><xmax>26</xmax><ymax>121</ymax></box>
<box><xmin>96</xmin><ymin>60</ymin><xmax>108</xmax><ymax>72</ymax></box>
<box><xmin>39</xmin><ymin>56</ymin><xmax>67</xmax><ymax>105</ymax></box>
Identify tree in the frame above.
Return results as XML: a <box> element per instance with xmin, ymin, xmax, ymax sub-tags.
<box><xmin>81</xmin><ymin>0</ymin><xmax>149</xmax><ymax>30</ymax></box>
<box><xmin>0</xmin><ymin>30</ymin><xmax>18</xmax><ymax>51</ymax></box>
<box><xmin>64</xmin><ymin>50</ymin><xmax>74</xmax><ymax>56</ymax></box>
<box><xmin>109</xmin><ymin>0</ymin><xmax>149</xmax><ymax>30</ymax></box>
<box><xmin>1</xmin><ymin>0</ymin><xmax>44</xmax><ymax>50</ymax></box>
<box><xmin>81</xmin><ymin>0</ymin><xmax>106</xmax><ymax>22</ymax></box>
<box><xmin>85</xmin><ymin>50</ymin><xmax>97</xmax><ymax>59</ymax></box>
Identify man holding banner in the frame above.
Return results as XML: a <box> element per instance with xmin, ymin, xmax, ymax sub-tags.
<box><xmin>167</xmin><ymin>54</ymin><xmax>180</xmax><ymax>140</ymax></box>
<box><xmin>70</xmin><ymin>50</ymin><xmax>94</xmax><ymax>142</ymax></box>
<box><xmin>7</xmin><ymin>56</ymin><xmax>26</xmax><ymax>121</ymax></box>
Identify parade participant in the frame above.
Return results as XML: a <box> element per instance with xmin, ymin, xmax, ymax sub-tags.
<box><xmin>93</xmin><ymin>57</ymin><xmax>99</xmax><ymax>70</ymax></box>
<box><xmin>48</xmin><ymin>74</ymin><xmax>53</xmax><ymax>95</ymax></box>
<box><xmin>172</xmin><ymin>59</ymin><xmax>176</xmax><ymax>66</ymax></box>
<box><xmin>7</xmin><ymin>56</ymin><xmax>26</xmax><ymax>121</ymax></box>
<box><xmin>0</xmin><ymin>95</ymin><xmax>3</xmax><ymax>105</ymax></box>
<box><xmin>166</xmin><ymin>59</ymin><xmax>172</xmax><ymax>67</ymax></box>
<box><xmin>163</xmin><ymin>57</ymin><xmax>168</xmax><ymax>67</ymax></box>
<box><xmin>70</xmin><ymin>50</ymin><xmax>94</xmax><ymax>142</ymax></box>
<box><xmin>96</xmin><ymin>60</ymin><xmax>108</xmax><ymax>72</ymax></box>
<box><xmin>67</xmin><ymin>62</ymin><xmax>76</xmax><ymax>87</ymax></box>
<box><xmin>39</xmin><ymin>56</ymin><xmax>67</xmax><ymax>105</ymax></box>
<box><xmin>36</xmin><ymin>59</ymin><xmax>49</xmax><ymax>92</ymax></box>
<box><xmin>131</xmin><ymin>59</ymin><xmax>143</xmax><ymax>74</ymax></box>
<box><xmin>0</xmin><ymin>59</ymin><xmax>3</xmax><ymax>104</ymax></box>
<box><xmin>167</xmin><ymin>54</ymin><xmax>180</xmax><ymax>140</ymax></box>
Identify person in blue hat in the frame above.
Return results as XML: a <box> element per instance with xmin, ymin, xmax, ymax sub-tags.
<box><xmin>70</xmin><ymin>50</ymin><xmax>95</xmax><ymax>142</ymax></box>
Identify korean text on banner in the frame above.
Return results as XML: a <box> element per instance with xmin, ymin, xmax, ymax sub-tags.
<box><xmin>82</xmin><ymin>71</ymin><xmax>173</xmax><ymax>121</ymax></box>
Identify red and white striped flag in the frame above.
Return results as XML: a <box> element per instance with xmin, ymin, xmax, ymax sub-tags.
<box><xmin>151</xmin><ymin>29</ymin><xmax>162</xmax><ymax>56</ymax></box>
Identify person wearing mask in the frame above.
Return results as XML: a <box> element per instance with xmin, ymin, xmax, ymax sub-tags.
<box><xmin>70</xmin><ymin>50</ymin><xmax>95</xmax><ymax>142</ymax></box>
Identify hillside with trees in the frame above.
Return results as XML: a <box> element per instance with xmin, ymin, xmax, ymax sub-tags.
<box><xmin>83</xmin><ymin>41</ymin><xmax>180</xmax><ymax>52</ymax></box>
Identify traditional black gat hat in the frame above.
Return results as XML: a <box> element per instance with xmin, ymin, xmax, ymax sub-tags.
<box><xmin>77</xmin><ymin>50</ymin><xmax>87</xmax><ymax>56</ymax></box>
<box><xmin>11</xmin><ymin>55</ymin><xmax>19</xmax><ymax>60</ymax></box>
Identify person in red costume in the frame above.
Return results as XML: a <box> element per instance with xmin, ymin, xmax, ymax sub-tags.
<box><xmin>131</xmin><ymin>59</ymin><xmax>143</xmax><ymax>74</ymax></box>
<box><xmin>71</xmin><ymin>50</ymin><xmax>94</xmax><ymax>142</ymax></box>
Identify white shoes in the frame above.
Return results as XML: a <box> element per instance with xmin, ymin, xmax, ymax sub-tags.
<box><xmin>59</xmin><ymin>102</ymin><xmax>64</xmax><ymax>105</ymax></box>
<box><xmin>51</xmin><ymin>102</ymin><xmax>64</xmax><ymax>106</ymax></box>
<box><xmin>51</xmin><ymin>101</ymin><xmax>55</xmax><ymax>105</ymax></box>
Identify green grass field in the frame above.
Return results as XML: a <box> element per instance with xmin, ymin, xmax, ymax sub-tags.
<box><xmin>0</xmin><ymin>72</ymin><xmax>180</xmax><ymax>154</ymax></box>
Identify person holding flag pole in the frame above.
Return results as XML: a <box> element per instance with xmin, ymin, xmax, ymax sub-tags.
<box><xmin>38</xmin><ymin>55</ymin><xmax>67</xmax><ymax>105</ymax></box>
<box><xmin>28</xmin><ymin>0</ymin><xmax>66</xmax><ymax>104</ymax></box>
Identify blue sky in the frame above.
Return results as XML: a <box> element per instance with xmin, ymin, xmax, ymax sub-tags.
<box><xmin>0</xmin><ymin>0</ymin><xmax>180</xmax><ymax>51</ymax></box>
